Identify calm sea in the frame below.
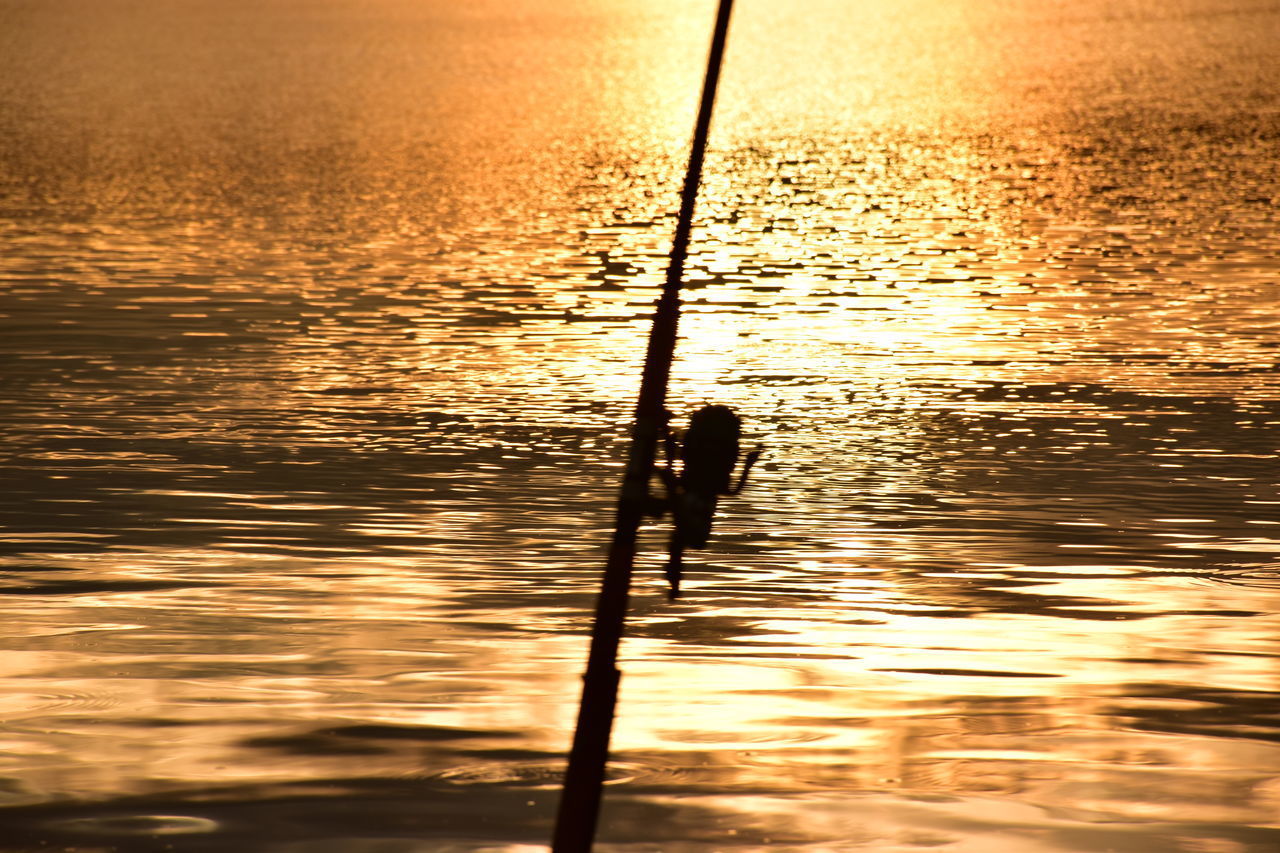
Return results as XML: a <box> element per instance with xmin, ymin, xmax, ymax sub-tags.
<box><xmin>1</xmin><ymin>0</ymin><xmax>1278</xmax><ymax>850</ymax></box>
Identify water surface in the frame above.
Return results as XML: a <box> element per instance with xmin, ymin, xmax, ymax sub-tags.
<box><xmin>1</xmin><ymin>1</ymin><xmax>1278</xmax><ymax>850</ymax></box>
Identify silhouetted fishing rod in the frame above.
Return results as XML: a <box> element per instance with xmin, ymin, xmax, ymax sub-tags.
<box><xmin>550</xmin><ymin>1</ymin><xmax>736</xmax><ymax>850</ymax></box>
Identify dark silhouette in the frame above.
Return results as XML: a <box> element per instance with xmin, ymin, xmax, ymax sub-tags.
<box><xmin>552</xmin><ymin>2</ymin><xmax>738</xmax><ymax>849</ymax></box>
<box><xmin>653</xmin><ymin>405</ymin><xmax>762</xmax><ymax>598</ymax></box>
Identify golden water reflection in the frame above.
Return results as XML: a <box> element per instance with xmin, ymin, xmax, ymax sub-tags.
<box><xmin>1</xmin><ymin>0</ymin><xmax>1279</xmax><ymax>850</ymax></box>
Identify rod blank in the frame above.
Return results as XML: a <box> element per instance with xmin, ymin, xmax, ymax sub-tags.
<box><xmin>550</xmin><ymin>2</ymin><xmax>737</xmax><ymax>851</ymax></box>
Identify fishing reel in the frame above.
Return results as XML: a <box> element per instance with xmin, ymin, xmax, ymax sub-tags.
<box><xmin>650</xmin><ymin>405</ymin><xmax>762</xmax><ymax>599</ymax></box>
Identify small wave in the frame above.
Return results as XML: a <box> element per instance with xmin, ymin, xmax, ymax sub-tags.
<box><xmin>432</xmin><ymin>760</ymin><xmax>571</xmax><ymax>789</ymax></box>
<box><xmin>872</xmin><ymin>667</ymin><xmax>1061</xmax><ymax>678</ymax></box>
<box><xmin>46</xmin><ymin>814</ymin><xmax>219</xmax><ymax>836</ymax></box>
<box><xmin>0</xmin><ymin>684</ymin><xmax>120</xmax><ymax>717</ymax></box>
<box><xmin>1215</xmin><ymin>564</ymin><xmax>1280</xmax><ymax>588</ymax></box>
<box><xmin>431</xmin><ymin>759</ymin><xmax>646</xmax><ymax>789</ymax></box>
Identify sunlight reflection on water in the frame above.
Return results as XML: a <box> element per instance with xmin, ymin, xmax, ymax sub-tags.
<box><xmin>1</xmin><ymin>0</ymin><xmax>1279</xmax><ymax>850</ymax></box>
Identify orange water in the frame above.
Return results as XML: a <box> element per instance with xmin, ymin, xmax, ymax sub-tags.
<box><xmin>1</xmin><ymin>1</ymin><xmax>1278</xmax><ymax>850</ymax></box>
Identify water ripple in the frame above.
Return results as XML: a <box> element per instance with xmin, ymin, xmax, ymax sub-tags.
<box><xmin>1</xmin><ymin>1</ymin><xmax>1278</xmax><ymax>850</ymax></box>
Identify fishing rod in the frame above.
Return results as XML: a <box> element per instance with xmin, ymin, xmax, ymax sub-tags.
<box><xmin>550</xmin><ymin>1</ymin><xmax>736</xmax><ymax>850</ymax></box>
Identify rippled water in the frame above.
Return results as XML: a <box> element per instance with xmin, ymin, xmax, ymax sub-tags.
<box><xmin>1</xmin><ymin>0</ymin><xmax>1278</xmax><ymax>850</ymax></box>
